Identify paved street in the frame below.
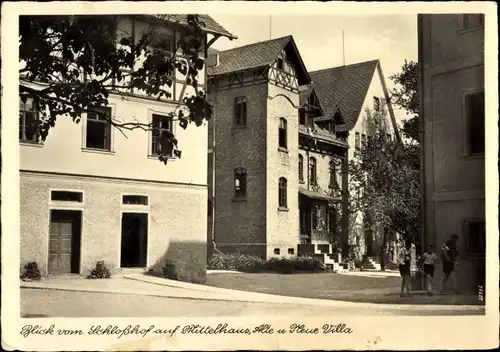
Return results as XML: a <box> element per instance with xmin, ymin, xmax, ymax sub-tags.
<box><xmin>21</xmin><ymin>288</ymin><xmax>483</xmax><ymax>317</ymax></box>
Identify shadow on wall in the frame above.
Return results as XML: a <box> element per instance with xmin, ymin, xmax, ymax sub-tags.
<box><xmin>147</xmin><ymin>240</ymin><xmax>207</xmax><ymax>284</ymax></box>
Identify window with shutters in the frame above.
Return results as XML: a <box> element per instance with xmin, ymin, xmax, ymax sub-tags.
<box><xmin>464</xmin><ymin>91</ymin><xmax>485</xmax><ymax>155</ymax></box>
<box><xmin>234</xmin><ymin>97</ymin><xmax>247</xmax><ymax>126</ymax></box>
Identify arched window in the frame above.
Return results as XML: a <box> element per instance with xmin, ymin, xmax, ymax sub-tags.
<box><xmin>309</xmin><ymin>157</ymin><xmax>317</xmax><ymax>185</ymax></box>
<box><xmin>298</xmin><ymin>154</ymin><xmax>304</xmax><ymax>182</ymax></box>
<box><xmin>278</xmin><ymin>177</ymin><xmax>287</xmax><ymax>208</ymax></box>
<box><xmin>278</xmin><ymin>118</ymin><xmax>287</xmax><ymax>149</ymax></box>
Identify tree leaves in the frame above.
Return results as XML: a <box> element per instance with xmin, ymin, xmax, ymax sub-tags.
<box><xmin>19</xmin><ymin>14</ymin><xmax>210</xmax><ymax>164</ymax></box>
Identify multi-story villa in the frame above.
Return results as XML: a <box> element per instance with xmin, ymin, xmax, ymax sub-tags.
<box><xmin>419</xmin><ymin>14</ymin><xmax>485</xmax><ymax>291</ymax></box>
<box><xmin>19</xmin><ymin>15</ymin><xmax>236</xmax><ymax>283</ymax></box>
<box><xmin>309</xmin><ymin>60</ymin><xmax>400</xmax><ymax>263</ymax></box>
<box><xmin>206</xmin><ymin>36</ymin><xmax>350</xmax><ymax>267</ymax></box>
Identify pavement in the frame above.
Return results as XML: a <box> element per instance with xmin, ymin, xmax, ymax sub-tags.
<box><xmin>20</xmin><ymin>273</ymin><xmax>485</xmax><ymax>314</ymax></box>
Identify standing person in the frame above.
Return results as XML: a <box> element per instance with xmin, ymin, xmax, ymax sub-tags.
<box><xmin>440</xmin><ymin>235</ymin><xmax>459</xmax><ymax>294</ymax></box>
<box><xmin>397</xmin><ymin>240</ymin><xmax>412</xmax><ymax>298</ymax></box>
<box><xmin>422</xmin><ymin>244</ymin><xmax>439</xmax><ymax>296</ymax></box>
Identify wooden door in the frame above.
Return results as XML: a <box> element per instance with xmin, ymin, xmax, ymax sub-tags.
<box><xmin>48</xmin><ymin>219</ymin><xmax>73</xmax><ymax>274</ymax></box>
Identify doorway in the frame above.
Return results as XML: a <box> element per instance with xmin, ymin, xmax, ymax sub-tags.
<box><xmin>48</xmin><ymin>210</ymin><xmax>82</xmax><ymax>274</ymax></box>
<box><xmin>120</xmin><ymin>212</ymin><xmax>148</xmax><ymax>268</ymax></box>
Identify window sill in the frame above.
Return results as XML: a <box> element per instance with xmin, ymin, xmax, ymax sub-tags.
<box><xmin>278</xmin><ymin>207</ymin><xmax>289</xmax><ymax>212</ymax></box>
<box><xmin>232</xmin><ymin>125</ymin><xmax>248</xmax><ymax>130</ymax></box>
<box><xmin>461</xmin><ymin>153</ymin><xmax>484</xmax><ymax>160</ymax></box>
<box><xmin>278</xmin><ymin>147</ymin><xmax>289</xmax><ymax>153</ymax></box>
<box><xmin>232</xmin><ymin>197</ymin><xmax>247</xmax><ymax>203</ymax></box>
<box><xmin>81</xmin><ymin>148</ymin><xmax>115</xmax><ymax>155</ymax></box>
<box><xmin>147</xmin><ymin>154</ymin><xmax>176</xmax><ymax>161</ymax></box>
<box><xmin>299</xmin><ymin>180</ymin><xmax>305</xmax><ymax>184</ymax></box>
<box><xmin>20</xmin><ymin>141</ymin><xmax>44</xmax><ymax>148</ymax></box>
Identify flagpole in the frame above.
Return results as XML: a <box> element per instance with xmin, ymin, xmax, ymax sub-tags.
<box><xmin>269</xmin><ymin>16</ymin><xmax>272</xmax><ymax>39</ymax></box>
<box><xmin>342</xmin><ymin>29</ymin><xmax>345</xmax><ymax>66</ymax></box>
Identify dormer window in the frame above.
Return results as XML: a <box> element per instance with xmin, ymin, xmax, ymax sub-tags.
<box><xmin>328</xmin><ymin>121</ymin><xmax>335</xmax><ymax>133</ymax></box>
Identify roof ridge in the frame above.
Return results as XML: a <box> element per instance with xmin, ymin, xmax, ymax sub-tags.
<box><xmin>310</xmin><ymin>59</ymin><xmax>379</xmax><ymax>74</ymax></box>
<box><xmin>214</xmin><ymin>35</ymin><xmax>292</xmax><ymax>54</ymax></box>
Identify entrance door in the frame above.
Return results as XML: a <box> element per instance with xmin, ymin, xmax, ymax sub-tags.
<box><xmin>120</xmin><ymin>213</ymin><xmax>148</xmax><ymax>268</ymax></box>
<box><xmin>48</xmin><ymin>210</ymin><xmax>82</xmax><ymax>274</ymax></box>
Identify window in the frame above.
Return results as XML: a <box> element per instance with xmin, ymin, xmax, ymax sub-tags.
<box><xmin>288</xmin><ymin>248</ymin><xmax>295</xmax><ymax>255</ymax></box>
<box><xmin>386</xmin><ymin>133</ymin><xmax>392</xmax><ymax>141</ymax></box>
<box><xmin>328</xmin><ymin>121</ymin><xmax>335</xmax><ymax>133</ymax></box>
<box><xmin>277</xmin><ymin>58</ymin><xmax>284</xmax><ymax>71</ymax></box>
<box><xmin>273</xmin><ymin>248</ymin><xmax>280</xmax><ymax>255</ymax></box>
<box><xmin>463</xmin><ymin>14</ymin><xmax>484</xmax><ymax>30</ymax></box>
<box><xmin>122</xmin><ymin>195</ymin><xmax>148</xmax><ymax>205</ymax></box>
<box><xmin>234</xmin><ymin>97</ymin><xmax>247</xmax><ymax>126</ymax></box>
<box><xmin>373</xmin><ymin>97</ymin><xmax>380</xmax><ymax>111</ymax></box>
<box><xmin>311</xmin><ymin>206</ymin><xmax>318</xmax><ymax>230</ymax></box>
<box><xmin>355</xmin><ymin>132</ymin><xmax>361</xmax><ymax>152</ymax></box>
<box><xmin>51</xmin><ymin>191</ymin><xmax>83</xmax><ymax>202</ymax></box>
<box><xmin>309</xmin><ymin>157</ymin><xmax>317</xmax><ymax>185</ymax></box>
<box><xmin>151</xmin><ymin>114</ymin><xmax>174</xmax><ymax>157</ymax></box>
<box><xmin>465</xmin><ymin>91</ymin><xmax>485</xmax><ymax>155</ymax></box>
<box><xmin>361</xmin><ymin>134</ymin><xmax>367</xmax><ymax>148</ymax></box>
<box><xmin>234</xmin><ymin>168</ymin><xmax>247</xmax><ymax>198</ymax></box>
<box><xmin>329</xmin><ymin>160</ymin><xmax>337</xmax><ymax>188</ymax></box>
<box><xmin>278</xmin><ymin>118</ymin><xmax>287</xmax><ymax>149</ymax></box>
<box><xmin>298</xmin><ymin>154</ymin><xmax>304</xmax><ymax>182</ymax></box>
<box><xmin>86</xmin><ymin>107</ymin><xmax>112</xmax><ymax>150</ymax></box>
<box><xmin>466</xmin><ymin>220</ymin><xmax>485</xmax><ymax>256</ymax></box>
<box><xmin>299</xmin><ymin>108</ymin><xmax>306</xmax><ymax>125</ymax></box>
<box><xmin>19</xmin><ymin>98</ymin><xmax>40</xmax><ymax>143</ymax></box>
<box><xmin>278</xmin><ymin>177</ymin><xmax>287</xmax><ymax>208</ymax></box>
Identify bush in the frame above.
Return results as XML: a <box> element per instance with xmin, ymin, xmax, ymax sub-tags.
<box><xmin>208</xmin><ymin>252</ymin><xmax>265</xmax><ymax>273</ymax></box>
<box><xmin>162</xmin><ymin>261</ymin><xmax>178</xmax><ymax>280</ymax></box>
<box><xmin>21</xmin><ymin>261</ymin><xmax>41</xmax><ymax>280</ymax></box>
<box><xmin>86</xmin><ymin>260</ymin><xmax>111</xmax><ymax>279</ymax></box>
<box><xmin>208</xmin><ymin>253</ymin><xmax>324</xmax><ymax>274</ymax></box>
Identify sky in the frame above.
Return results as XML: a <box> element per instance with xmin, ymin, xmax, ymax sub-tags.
<box><xmin>209</xmin><ymin>14</ymin><xmax>418</xmax><ymax>122</ymax></box>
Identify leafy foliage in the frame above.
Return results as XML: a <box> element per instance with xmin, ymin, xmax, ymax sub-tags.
<box><xmin>348</xmin><ymin>108</ymin><xmax>421</xmax><ymax>248</ymax></box>
<box><xmin>19</xmin><ymin>14</ymin><xmax>211</xmax><ymax>162</ymax></box>
<box><xmin>21</xmin><ymin>261</ymin><xmax>42</xmax><ymax>280</ymax></box>
<box><xmin>208</xmin><ymin>253</ymin><xmax>324</xmax><ymax>274</ymax></box>
<box><xmin>162</xmin><ymin>260</ymin><xmax>179</xmax><ymax>280</ymax></box>
<box><xmin>389</xmin><ymin>60</ymin><xmax>419</xmax><ymax>143</ymax></box>
<box><xmin>86</xmin><ymin>260</ymin><xmax>112</xmax><ymax>279</ymax></box>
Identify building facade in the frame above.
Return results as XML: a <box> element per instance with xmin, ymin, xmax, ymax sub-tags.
<box><xmin>419</xmin><ymin>14</ymin><xmax>485</xmax><ymax>292</ymax></box>
<box><xmin>19</xmin><ymin>15</ymin><xmax>236</xmax><ymax>283</ymax></box>
<box><xmin>207</xmin><ymin>36</ymin><xmax>349</xmax><ymax>266</ymax></box>
<box><xmin>310</xmin><ymin>60</ymin><xmax>400</xmax><ymax>262</ymax></box>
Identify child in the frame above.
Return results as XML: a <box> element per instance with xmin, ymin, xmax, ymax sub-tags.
<box><xmin>422</xmin><ymin>244</ymin><xmax>438</xmax><ymax>296</ymax></box>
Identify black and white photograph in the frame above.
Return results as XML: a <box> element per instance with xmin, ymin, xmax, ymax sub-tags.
<box><xmin>1</xmin><ymin>1</ymin><xmax>498</xmax><ymax>351</ymax></box>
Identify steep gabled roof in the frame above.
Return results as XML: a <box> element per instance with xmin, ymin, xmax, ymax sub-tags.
<box><xmin>152</xmin><ymin>14</ymin><xmax>237</xmax><ymax>40</ymax></box>
<box><xmin>207</xmin><ymin>35</ymin><xmax>311</xmax><ymax>85</ymax></box>
<box><xmin>310</xmin><ymin>59</ymin><xmax>379</xmax><ymax>131</ymax></box>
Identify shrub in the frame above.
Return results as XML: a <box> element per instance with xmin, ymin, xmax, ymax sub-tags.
<box><xmin>162</xmin><ymin>261</ymin><xmax>178</xmax><ymax>280</ymax></box>
<box><xmin>208</xmin><ymin>252</ymin><xmax>265</xmax><ymax>272</ymax></box>
<box><xmin>86</xmin><ymin>260</ymin><xmax>111</xmax><ymax>279</ymax></box>
<box><xmin>21</xmin><ymin>261</ymin><xmax>41</xmax><ymax>281</ymax></box>
<box><xmin>208</xmin><ymin>253</ymin><xmax>324</xmax><ymax>274</ymax></box>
